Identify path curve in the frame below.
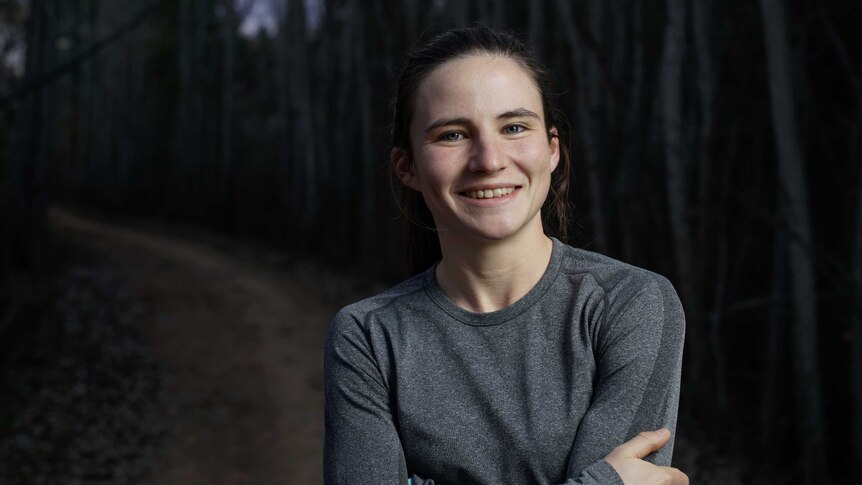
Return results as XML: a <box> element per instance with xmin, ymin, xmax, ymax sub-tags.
<box><xmin>52</xmin><ymin>208</ymin><xmax>333</xmax><ymax>484</ymax></box>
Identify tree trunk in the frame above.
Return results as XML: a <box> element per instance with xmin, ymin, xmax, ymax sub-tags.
<box><xmin>761</xmin><ymin>194</ymin><xmax>788</xmax><ymax>455</ymax></box>
<box><xmin>128</xmin><ymin>0</ymin><xmax>148</xmax><ymax>210</ymax></box>
<box><xmin>853</xmin><ymin>130</ymin><xmax>862</xmax><ymax>483</ymax></box>
<box><xmin>692</xmin><ymin>0</ymin><xmax>715</xmax><ymax>246</ymax></box>
<box><xmin>332</xmin><ymin>0</ymin><xmax>355</xmax><ymax>250</ymax></box>
<box><xmin>403</xmin><ymin>0</ymin><xmax>418</xmax><ymax>41</ymax></box>
<box><xmin>661</xmin><ymin>0</ymin><xmax>709</xmax><ymax>413</ymax></box>
<box><xmin>352</xmin><ymin>0</ymin><xmax>376</xmax><ymax>263</ymax></box>
<box><xmin>528</xmin><ymin>0</ymin><xmax>544</xmax><ymax>55</ymax></box>
<box><xmin>482</xmin><ymin>0</ymin><xmax>503</xmax><ymax>27</ymax></box>
<box><xmin>616</xmin><ymin>1</ymin><xmax>644</xmax><ymax>263</ymax></box>
<box><xmin>551</xmin><ymin>0</ymin><xmax>609</xmax><ymax>253</ymax></box>
<box><xmin>274</xmin><ymin>0</ymin><xmax>295</xmax><ymax>239</ymax></box>
<box><xmin>448</xmin><ymin>0</ymin><xmax>468</xmax><ymax>25</ymax></box>
<box><xmin>73</xmin><ymin>0</ymin><xmax>92</xmax><ymax>198</ymax></box>
<box><xmin>6</xmin><ymin>0</ymin><xmax>50</xmax><ymax>271</ymax></box>
<box><xmin>92</xmin><ymin>1</ymin><xmax>109</xmax><ymax>199</ymax></box>
<box><xmin>172</xmin><ymin>0</ymin><xmax>195</xmax><ymax>211</ymax></box>
<box><xmin>220</xmin><ymin>0</ymin><xmax>236</xmax><ymax>231</ymax></box>
<box><xmin>760</xmin><ymin>0</ymin><xmax>829</xmax><ymax>482</ymax></box>
<box><xmin>313</xmin><ymin>4</ymin><xmax>333</xmax><ymax>247</ymax></box>
<box><xmin>660</xmin><ymin>0</ymin><xmax>689</xmax><ymax>303</ymax></box>
<box><xmin>691</xmin><ymin>0</ymin><xmax>726</xmax><ymax>414</ymax></box>
<box><xmin>852</xmin><ymin>11</ymin><xmax>862</xmax><ymax>482</ymax></box>
<box><xmin>288</xmin><ymin>0</ymin><xmax>317</xmax><ymax>240</ymax></box>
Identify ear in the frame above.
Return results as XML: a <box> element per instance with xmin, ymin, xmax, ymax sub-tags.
<box><xmin>392</xmin><ymin>147</ymin><xmax>421</xmax><ymax>191</ymax></box>
<box><xmin>548</xmin><ymin>127</ymin><xmax>561</xmax><ymax>172</ymax></box>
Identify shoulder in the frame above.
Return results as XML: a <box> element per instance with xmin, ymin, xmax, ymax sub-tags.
<box><xmin>328</xmin><ymin>268</ymin><xmax>432</xmax><ymax>339</ymax></box>
<box><xmin>554</xmin><ymin>242</ymin><xmax>685</xmax><ymax>359</ymax></box>
<box><xmin>553</xmin><ymin>241</ymin><xmax>683</xmax><ymax>323</ymax></box>
<box><xmin>325</xmin><ymin>269</ymin><xmax>433</xmax><ymax>380</ymax></box>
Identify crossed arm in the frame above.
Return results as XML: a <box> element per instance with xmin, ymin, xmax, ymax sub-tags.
<box><xmin>324</xmin><ymin>277</ymin><xmax>687</xmax><ymax>484</ymax></box>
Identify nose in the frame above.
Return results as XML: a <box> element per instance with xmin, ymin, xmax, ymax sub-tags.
<box><xmin>468</xmin><ymin>134</ymin><xmax>508</xmax><ymax>173</ymax></box>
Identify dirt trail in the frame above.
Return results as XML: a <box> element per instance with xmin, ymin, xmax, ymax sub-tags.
<box><xmin>51</xmin><ymin>208</ymin><xmax>334</xmax><ymax>484</ymax></box>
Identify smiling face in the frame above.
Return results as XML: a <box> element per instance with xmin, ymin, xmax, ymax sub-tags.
<box><xmin>394</xmin><ymin>54</ymin><xmax>560</xmax><ymax>246</ymax></box>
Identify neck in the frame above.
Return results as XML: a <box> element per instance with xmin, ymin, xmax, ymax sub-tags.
<box><xmin>435</xmin><ymin>221</ymin><xmax>554</xmax><ymax>313</ymax></box>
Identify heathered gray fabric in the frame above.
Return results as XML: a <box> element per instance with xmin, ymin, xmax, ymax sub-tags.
<box><xmin>324</xmin><ymin>238</ymin><xmax>685</xmax><ymax>484</ymax></box>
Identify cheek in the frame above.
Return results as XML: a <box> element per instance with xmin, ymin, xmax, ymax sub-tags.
<box><xmin>414</xmin><ymin>147</ymin><xmax>460</xmax><ymax>185</ymax></box>
<box><xmin>510</xmin><ymin>139</ymin><xmax>551</xmax><ymax>170</ymax></box>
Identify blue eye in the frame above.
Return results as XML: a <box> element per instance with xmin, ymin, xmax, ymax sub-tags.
<box><xmin>440</xmin><ymin>131</ymin><xmax>464</xmax><ymax>142</ymax></box>
<box><xmin>504</xmin><ymin>124</ymin><xmax>526</xmax><ymax>134</ymax></box>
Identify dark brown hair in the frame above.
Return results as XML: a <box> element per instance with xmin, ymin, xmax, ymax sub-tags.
<box><xmin>390</xmin><ymin>26</ymin><xmax>572</xmax><ymax>275</ymax></box>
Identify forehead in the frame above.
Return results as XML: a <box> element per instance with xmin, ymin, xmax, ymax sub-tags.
<box><xmin>412</xmin><ymin>54</ymin><xmax>544</xmax><ymax>124</ymax></box>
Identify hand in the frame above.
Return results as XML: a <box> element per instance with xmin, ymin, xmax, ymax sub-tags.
<box><xmin>603</xmin><ymin>429</ymin><xmax>689</xmax><ymax>485</ymax></box>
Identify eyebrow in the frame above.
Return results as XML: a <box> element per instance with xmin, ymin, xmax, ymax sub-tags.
<box><xmin>423</xmin><ymin>117</ymin><xmax>471</xmax><ymax>135</ymax></box>
<box><xmin>423</xmin><ymin>108</ymin><xmax>542</xmax><ymax>135</ymax></box>
<box><xmin>497</xmin><ymin>108</ymin><xmax>541</xmax><ymax>121</ymax></box>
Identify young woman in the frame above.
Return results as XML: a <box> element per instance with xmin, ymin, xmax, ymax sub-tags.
<box><xmin>324</xmin><ymin>27</ymin><xmax>687</xmax><ymax>485</ymax></box>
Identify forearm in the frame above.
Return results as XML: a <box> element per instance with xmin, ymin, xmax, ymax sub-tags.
<box><xmin>560</xmin><ymin>459</ymin><xmax>624</xmax><ymax>485</ymax></box>
<box><xmin>565</xmin><ymin>276</ymin><xmax>685</xmax><ymax>476</ymax></box>
<box><xmin>410</xmin><ymin>460</ymin><xmax>622</xmax><ymax>485</ymax></box>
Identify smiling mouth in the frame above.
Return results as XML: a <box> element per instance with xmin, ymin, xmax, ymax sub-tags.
<box><xmin>462</xmin><ymin>187</ymin><xmax>517</xmax><ymax>199</ymax></box>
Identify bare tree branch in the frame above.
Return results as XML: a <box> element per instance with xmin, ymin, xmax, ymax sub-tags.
<box><xmin>0</xmin><ymin>0</ymin><xmax>165</xmax><ymax>113</ymax></box>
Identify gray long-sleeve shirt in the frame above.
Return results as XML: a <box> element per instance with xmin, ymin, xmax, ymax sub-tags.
<box><xmin>324</xmin><ymin>239</ymin><xmax>685</xmax><ymax>484</ymax></box>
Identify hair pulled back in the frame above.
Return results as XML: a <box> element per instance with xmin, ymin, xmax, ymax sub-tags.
<box><xmin>390</xmin><ymin>26</ymin><xmax>572</xmax><ymax>274</ymax></box>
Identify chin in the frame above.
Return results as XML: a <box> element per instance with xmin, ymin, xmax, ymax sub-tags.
<box><xmin>462</xmin><ymin>223</ymin><xmax>526</xmax><ymax>242</ymax></box>
<box><xmin>437</xmin><ymin>212</ymin><xmax>542</xmax><ymax>244</ymax></box>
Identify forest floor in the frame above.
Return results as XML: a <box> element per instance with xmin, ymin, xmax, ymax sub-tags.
<box><xmin>0</xmin><ymin>207</ymin><xmax>373</xmax><ymax>484</ymax></box>
<box><xmin>0</xmin><ymin>207</ymin><xmax>762</xmax><ymax>484</ymax></box>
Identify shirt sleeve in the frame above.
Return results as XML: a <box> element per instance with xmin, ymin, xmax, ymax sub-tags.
<box><xmin>560</xmin><ymin>275</ymin><xmax>686</xmax><ymax>484</ymax></box>
<box><xmin>324</xmin><ymin>309</ymin><xmax>411</xmax><ymax>484</ymax></box>
<box><xmin>324</xmin><ymin>310</ymin><xmax>442</xmax><ymax>484</ymax></box>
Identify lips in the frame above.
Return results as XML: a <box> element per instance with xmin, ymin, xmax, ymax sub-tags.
<box><xmin>462</xmin><ymin>186</ymin><xmax>517</xmax><ymax>199</ymax></box>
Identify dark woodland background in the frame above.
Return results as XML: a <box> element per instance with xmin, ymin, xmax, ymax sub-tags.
<box><xmin>0</xmin><ymin>0</ymin><xmax>860</xmax><ymax>483</ymax></box>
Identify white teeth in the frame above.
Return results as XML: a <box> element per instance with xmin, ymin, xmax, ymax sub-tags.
<box><xmin>464</xmin><ymin>187</ymin><xmax>515</xmax><ymax>199</ymax></box>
